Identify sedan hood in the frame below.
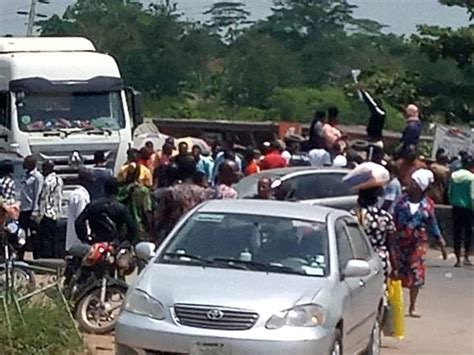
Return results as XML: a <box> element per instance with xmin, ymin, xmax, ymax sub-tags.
<box><xmin>137</xmin><ymin>263</ymin><xmax>329</xmax><ymax>312</ymax></box>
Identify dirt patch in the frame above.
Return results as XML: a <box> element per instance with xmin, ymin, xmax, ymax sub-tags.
<box><xmin>83</xmin><ymin>333</ymin><xmax>115</xmax><ymax>355</ymax></box>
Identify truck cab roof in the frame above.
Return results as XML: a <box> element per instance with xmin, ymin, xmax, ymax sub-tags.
<box><xmin>0</xmin><ymin>37</ymin><xmax>96</xmax><ymax>53</ymax></box>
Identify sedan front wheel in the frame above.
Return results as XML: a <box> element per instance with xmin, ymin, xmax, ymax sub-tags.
<box><xmin>330</xmin><ymin>329</ymin><xmax>343</xmax><ymax>355</ymax></box>
<box><xmin>365</xmin><ymin>316</ymin><xmax>381</xmax><ymax>355</ymax></box>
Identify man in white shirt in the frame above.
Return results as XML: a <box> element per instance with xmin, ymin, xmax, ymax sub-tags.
<box><xmin>38</xmin><ymin>160</ymin><xmax>63</xmax><ymax>258</ymax></box>
<box><xmin>65</xmin><ymin>168</ymin><xmax>91</xmax><ymax>252</ymax></box>
<box><xmin>308</xmin><ymin>148</ymin><xmax>332</xmax><ymax>167</ymax></box>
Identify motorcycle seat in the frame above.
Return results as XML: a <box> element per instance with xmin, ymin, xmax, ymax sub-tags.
<box><xmin>28</xmin><ymin>258</ymin><xmax>66</xmax><ymax>271</ymax></box>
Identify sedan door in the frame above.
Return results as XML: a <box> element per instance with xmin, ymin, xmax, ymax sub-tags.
<box><xmin>334</xmin><ymin>218</ymin><xmax>360</xmax><ymax>353</ymax></box>
<box><xmin>343</xmin><ymin>220</ymin><xmax>384</xmax><ymax>348</ymax></box>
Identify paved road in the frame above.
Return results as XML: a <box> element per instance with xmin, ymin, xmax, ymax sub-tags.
<box><xmin>84</xmin><ymin>250</ymin><xmax>474</xmax><ymax>355</ymax></box>
<box><xmin>382</xmin><ymin>250</ymin><xmax>474</xmax><ymax>355</ymax></box>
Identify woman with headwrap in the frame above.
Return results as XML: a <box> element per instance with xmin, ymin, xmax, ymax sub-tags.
<box><xmin>352</xmin><ymin>186</ymin><xmax>396</xmax><ymax>282</ymax></box>
<box><xmin>345</xmin><ymin>163</ymin><xmax>395</xmax><ymax>282</ymax></box>
<box><xmin>392</xmin><ymin>169</ymin><xmax>447</xmax><ymax>318</ymax></box>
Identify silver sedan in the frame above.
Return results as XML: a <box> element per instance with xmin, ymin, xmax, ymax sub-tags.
<box><xmin>116</xmin><ymin>200</ymin><xmax>384</xmax><ymax>355</ymax></box>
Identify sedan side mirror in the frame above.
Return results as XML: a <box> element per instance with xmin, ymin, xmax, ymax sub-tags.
<box><xmin>135</xmin><ymin>242</ymin><xmax>156</xmax><ymax>262</ymax></box>
<box><xmin>342</xmin><ymin>259</ymin><xmax>370</xmax><ymax>279</ymax></box>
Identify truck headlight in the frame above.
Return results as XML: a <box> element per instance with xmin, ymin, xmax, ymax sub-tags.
<box><xmin>124</xmin><ymin>289</ymin><xmax>165</xmax><ymax>320</ymax></box>
<box><xmin>266</xmin><ymin>304</ymin><xmax>325</xmax><ymax>329</ymax></box>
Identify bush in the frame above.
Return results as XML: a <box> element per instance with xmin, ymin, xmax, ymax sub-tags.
<box><xmin>0</xmin><ymin>299</ymin><xmax>83</xmax><ymax>355</ymax></box>
<box><xmin>144</xmin><ymin>86</ymin><xmax>406</xmax><ymax>131</ymax></box>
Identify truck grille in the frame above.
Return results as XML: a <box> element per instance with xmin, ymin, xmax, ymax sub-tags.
<box><xmin>35</xmin><ymin>149</ymin><xmax>115</xmax><ymax>184</ymax></box>
<box><xmin>174</xmin><ymin>305</ymin><xmax>258</xmax><ymax>331</ymax></box>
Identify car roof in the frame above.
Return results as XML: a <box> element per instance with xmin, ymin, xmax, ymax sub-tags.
<box><xmin>196</xmin><ymin>199</ymin><xmax>345</xmax><ymax>223</ymax></box>
<box><xmin>243</xmin><ymin>166</ymin><xmax>349</xmax><ymax>179</ymax></box>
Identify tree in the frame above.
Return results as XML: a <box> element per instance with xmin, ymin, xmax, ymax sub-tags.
<box><xmin>411</xmin><ymin>0</ymin><xmax>474</xmax><ymax>122</ymax></box>
<box><xmin>38</xmin><ymin>0</ymin><xmax>146</xmax><ymax>58</ymax></box>
<box><xmin>224</xmin><ymin>33</ymin><xmax>301</xmax><ymax>107</ymax></box>
<box><xmin>38</xmin><ymin>0</ymin><xmax>217</xmax><ymax>97</ymax></box>
<box><xmin>413</xmin><ymin>0</ymin><xmax>473</xmax><ymax>67</ymax></box>
<box><xmin>203</xmin><ymin>1</ymin><xmax>254</xmax><ymax>43</ymax></box>
<box><xmin>262</xmin><ymin>0</ymin><xmax>357</xmax><ymax>50</ymax></box>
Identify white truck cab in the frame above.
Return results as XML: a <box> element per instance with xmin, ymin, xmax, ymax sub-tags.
<box><xmin>0</xmin><ymin>37</ymin><xmax>142</xmax><ymax>185</ymax></box>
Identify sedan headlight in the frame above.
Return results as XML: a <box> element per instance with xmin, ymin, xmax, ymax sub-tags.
<box><xmin>124</xmin><ymin>289</ymin><xmax>165</xmax><ymax>320</ymax></box>
<box><xmin>266</xmin><ymin>304</ymin><xmax>325</xmax><ymax>329</ymax></box>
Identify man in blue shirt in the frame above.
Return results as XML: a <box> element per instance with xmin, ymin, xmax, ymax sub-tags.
<box><xmin>191</xmin><ymin>145</ymin><xmax>214</xmax><ymax>182</ymax></box>
<box><xmin>400</xmin><ymin>104</ymin><xmax>422</xmax><ymax>155</ymax></box>
<box><xmin>19</xmin><ymin>155</ymin><xmax>44</xmax><ymax>259</ymax></box>
<box><xmin>89</xmin><ymin>151</ymin><xmax>113</xmax><ymax>200</ymax></box>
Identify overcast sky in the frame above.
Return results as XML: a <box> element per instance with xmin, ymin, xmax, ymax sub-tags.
<box><xmin>0</xmin><ymin>0</ymin><xmax>470</xmax><ymax>36</ymax></box>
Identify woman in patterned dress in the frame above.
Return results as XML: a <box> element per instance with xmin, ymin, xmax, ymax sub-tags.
<box><xmin>352</xmin><ymin>186</ymin><xmax>396</xmax><ymax>281</ymax></box>
<box><xmin>392</xmin><ymin>169</ymin><xmax>447</xmax><ymax>317</ymax></box>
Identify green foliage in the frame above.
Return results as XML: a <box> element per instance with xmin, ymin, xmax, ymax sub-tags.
<box><xmin>267</xmin><ymin>86</ymin><xmax>405</xmax><ymax>130</ymax></box>
<box><xmin>409</xmin><ymin>0</ymin><xmax>474</xmax><ymax>122</ymax></box>
<box><xmin>153</xmin><ymin>86</ymin><xmax>405</xmax><ymax>131</ymax></box>
<box><xmin>37</xmin><ymin>0</ymin><xmax>474</xmax><ymax>127</ymax></box>
<box><xmin>414</xmin><ymin>25</ymin><xmax>474</xmax><ymax>67</ymax></box>
<box><xmin>203</xmin><ymin>1</ymin><xmax>254</xmax><ymax>43</ymax></box>
<box><xmin>0</xmin><ymin>302</ymin><xmax>82</xmax><ymax>354</ymax></box>
<box><xmin>225</xmin><ymin>33</ymin><xmax>302</xmax><ymax>107</ymax></box>
<box><xmin>267</xmin><ymin>0</ymin><xmax>356</xmax><ymax>44</ymax></box>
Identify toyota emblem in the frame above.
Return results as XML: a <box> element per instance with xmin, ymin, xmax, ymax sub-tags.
<box><xmin>206</xmin><ymin>309</ymin><xmax>224</xmax><ymax>321</ymax></box>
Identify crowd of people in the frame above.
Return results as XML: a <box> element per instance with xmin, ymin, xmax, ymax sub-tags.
<box><xmin>0</xmin><ymin>91</ymin><xmax>472</xmax><ymax>319</ymax></box>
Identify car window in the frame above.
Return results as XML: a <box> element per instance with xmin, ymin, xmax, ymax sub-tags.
<box><xmin>235</xmin><ymin>172</ymin><xmax>282</xmax><ymax>198</ymax></box>
<box><xmin>292</xmin><ymin>173</ymin><xmax>353</xmax><ymax>200</ymax></box>
<box><xmin>335</xmin><ymin>219</ymin><xmax>354</xmax><ymax>272</ymax></box>
<box><xmin>345</xmin><ymin>223</ymin><xmax>372</xmax><ymax>261</ymax></box>
<box><xmin>159</xmin><ymin>213</ymin><xmax>329</xmax><ymax>277</ymax></box>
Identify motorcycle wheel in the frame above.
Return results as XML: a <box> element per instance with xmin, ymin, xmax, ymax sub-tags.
<box><xmin>0</xmin><ymin>267</ymin><xmax>36</xmax><ymax>296</ymax></box>
<box><xmin>75</xmin><ymin>285</ymin><xmax>126</xmax><ymax>334</ymax></box>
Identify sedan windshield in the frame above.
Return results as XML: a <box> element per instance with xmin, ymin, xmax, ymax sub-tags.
<box><xmin>158</xmin><ymin>213</ymin><xmax>328</xmax><ymax>277</ymax></box>
<box><xmin>17</xmin><ymin>91</ymin><xmax>125</xmax><ymax>132</ymax></box>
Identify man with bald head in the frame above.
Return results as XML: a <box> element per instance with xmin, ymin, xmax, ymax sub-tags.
<box><xmin>215</xmin><ymin>160</ymin><xmax>239</xmax><ymax>199</ymax></box>
<box><xmin>252</xmin><ymin>177</ymin><xmax>273</xmax><ymax>200</ymax></box>
<box><xmin>400</xmin><ymin>104</ymin><xmax>422</xmax><ymax>155</ymax></box>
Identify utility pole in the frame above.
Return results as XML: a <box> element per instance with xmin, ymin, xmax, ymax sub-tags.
<box><xmin>17</xmin><ymin>0</ymin><xmax>49</xmax><ymax>37</ymax></box>
<box><xmin>26</xmin><ymin>0</ymin><xmax>38</xmax><ymax>37</ymax></box>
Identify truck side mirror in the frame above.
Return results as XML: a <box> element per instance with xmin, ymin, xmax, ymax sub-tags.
<box><xmin>126</xmin><ymin>87</ymin><xmax>143</xmax><ymax>127</ymax></box>
<box><xmin>15</xmin><ymin>91</ymin><xmax>25</xmax><ymax>107</ymax></box>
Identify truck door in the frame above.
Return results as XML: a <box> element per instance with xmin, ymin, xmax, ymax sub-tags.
<box><xmin>0</xmin><ymin>92</ymin><xmax>12</xmax><ymax>151</ymax></box>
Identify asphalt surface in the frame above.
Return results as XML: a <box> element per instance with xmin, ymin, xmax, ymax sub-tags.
<box><xmin>84</xmin><ymin>249</ymin><xmax>474</xmax><ymax>355</ymax></box>
<box><xmin>381</xmin><ymin>250</ymin><xmax>474</xmax><ymax>355</ymax></box>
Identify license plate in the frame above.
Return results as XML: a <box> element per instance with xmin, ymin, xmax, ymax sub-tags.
<box><xmin>190</xmin><ymin>342</ymin><xmax>229</xmax><ymax>355</ymax></box>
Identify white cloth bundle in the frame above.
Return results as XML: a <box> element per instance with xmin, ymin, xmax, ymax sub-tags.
<box><xmin>411</xmin><ymin>168</ymin><xmax>434</xmax><ymax>192</ymax></box>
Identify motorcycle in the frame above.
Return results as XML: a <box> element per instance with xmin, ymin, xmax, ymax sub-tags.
<box><xmin>66</xmin><ymin>241</ymin><xmax>136</xmax><ymax>334</ymax></box>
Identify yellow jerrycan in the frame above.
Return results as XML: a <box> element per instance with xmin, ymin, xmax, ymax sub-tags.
<box><xmin>384</xmin><ymin>279</ymin><xmax>405</xmax><ymax>340</ymax></box>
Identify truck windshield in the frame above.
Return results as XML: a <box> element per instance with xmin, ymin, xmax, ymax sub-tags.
<box><xmin>16</xmin><ymin>91</ymin><xmax>125</xmax><ymax>132</ymax></box>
